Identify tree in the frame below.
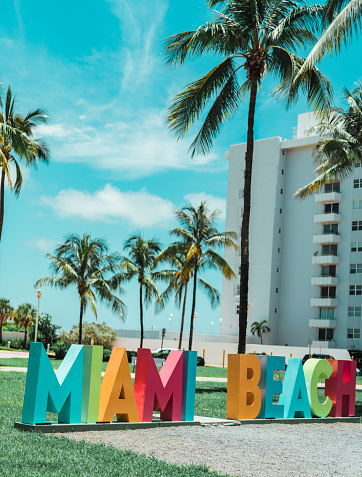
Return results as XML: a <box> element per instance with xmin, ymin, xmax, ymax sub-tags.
<box><xmin>157</xmin><ymin>250</ymin><xmax>220</xmax><ymax>350</ymax></box>
<box><xmin>28</xmin><ymin>313</ymin><xmax>61</xmax><ymax>347</ymax></box>
<box><xmin>36</xmin><ymin>233</ymin><xmax>126</xmax><ymax>344</ymax></box>
<box><xmin>0</xmin><ymin>298</ymin><xmax>13</xmax><ymax>342</ymax></box>
<box><xmin>60</xmin><ymin>322</ymin><xmax>117</xmax><ymax>348</ymax></box>
<box><xmin>165</xmin><ymin>202</ymin><xmax>236</xmax><ymax>350</ymax></box>
<box><xmin>0</xmin><ymin>85</ymin><xmax>49</xmax><ymax>242</ymax></box>
<box><xmin>116</xmin><ymin>235</ymin><xmax>166</xmax><ymax>348</ymax></box>
<box><xmin>164</xmin><ymin>0</ymin><xmax>332</xmax><ymax>353</ymax></box>
<box><xmin>295</xmin><ymin>0</ymin><xmax>362</xmax><ymax>80</ymax></box>
<box><xmin>295</xmin><ymin>82</ymin><xmax>362</xmax><ymax>198</ymax></box>
<box><xmin>13</xmin><ymin>303</ymin><xmax>36</xmax><ymax>348</ymax></box>
<box><xmin>250</xmin><ymin>320</ymin><xmax>271</xmax><ymax>344</ymax></box>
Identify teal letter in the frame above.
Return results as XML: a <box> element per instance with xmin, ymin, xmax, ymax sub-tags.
<box><xmin>22</xmin><ymin>342</ymin><xmax>84</xmax><ymax>425</ymax></box>
<box><xmin>279</xmin><ymin>358</ymin><xmax>311</xmax><ymax>419</ymax></box>
<box><xmin>263</xmin><ymin>356</ymin><xmax>285</xmax><ymax>419</ymax></box>
<box><xmin>181</xmin><ymin>351</ymin><xmax>197</xmax><ymax>421</ymax></box>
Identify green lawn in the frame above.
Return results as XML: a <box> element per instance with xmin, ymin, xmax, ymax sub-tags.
<box><xmin>0</xmin><ymin>372</ymin><xmax>229</xmax><ymax>477</ymax></box>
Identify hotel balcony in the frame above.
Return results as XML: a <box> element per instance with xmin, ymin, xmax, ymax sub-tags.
<box><xmin>312</xmin><ymin>340</ymin><xmax>336</xmax><ymax>349</ymax></box>
<box><xmin>314</xmin><ymin>213</ymin><xmax>341</xmax><ymax>224</ymax></box>
<box><xmin>313</xmin><ymin>234</ymin><xmax>340</xmax><ymax>245</ymax></box>
<box><xmin>310</xmin><ymin>298</ymin><xmax>338</xmax><ymax>307</ymax></box>
<box><xmin>315</xmin><ymin>192</ymin><xmax>342</xmax><ymax>203</ymax></box>
<box><xmin>312</xmin><ymin>255</ymin><xmax>339</xmax><ymax>265</ymax></box>
<box><xmin>309</xmin><ymin>319</ymin><xmax>337</xmax><ymax>329</ymax></box>
<box><xmin>311</xmin><ymin>276</ymin><xmax>338</xmax><ymax>286</ymax></box>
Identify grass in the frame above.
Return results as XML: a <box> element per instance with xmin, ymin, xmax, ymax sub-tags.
<box><xmin>0</xmin><ymin>372</ymin><xmax>229</xmax><ymax>477</ymax></box>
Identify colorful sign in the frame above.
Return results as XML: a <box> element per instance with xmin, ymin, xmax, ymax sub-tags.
<box><xmin>20</xmin><ymin>343</ymin><xmax>356</xmax><ymax>425</ymax></box>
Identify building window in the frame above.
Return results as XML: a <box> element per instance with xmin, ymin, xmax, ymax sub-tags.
<box><xmin>277</xmin><ymin>267</ymin><xmax>279</xmax><ymax>272</ymax></box>
<box><xmin>354</xmin><ymin>179</ymin><xmax>362</xmax><ymax>188</ymax></box>
<box><xmin>276</xmin><ymin>288</ymin><xmax>279</xmax><ymax>293</ymax></box>
<box><xmin>280</xmin><ymin>189</ymin><xmax>283</xmax><ymax>194</ymax></box>
<box><xmin>321</xmin><ymin>287</ymin><xmax>336</xmax><ymax>298</ymax></box>
<box><xmin>320</xmin><ymin>308</ymin><xmax>334</xmax><ymax>319</ymax></box>
<box><xmin>236</xmin><ymin>304</ymin><xmax>240</xmax><ymax>314</ymax></box>
<box><xmin>351</xmin><ymin>242</ymin><xmax>362</xmax><ymax>252</ymax></box>
<box><xmin>350</xmin><ymin>263</ymin><xmax>362</xmax><ymax>274</ymax></box>
<box><xmin>234</xmin><ymin>285</ymin><xmax>240</xmax><ymax>295</ymax></box>
<box><xmin>318</xmin><ymin>328</ymin><xmax>334</xmax><ymax>341</ymax></box>
<box><xmin>353</xmin><ymin>200</ymin><xmax>362</xmax><ymax>210</ymax></box>
<box><xmin>275</xmin><ymin>308</ymin><xmax>278</xmax><ymax>313</ymax></box>
<box><xmin>325</xmin><ymin>203</ymin><xmax>339</xmax><ymax>214</ymax></box>
<box><xmin>347</xmin><ymin>328</ymin><xmax>361</xmax><ymax>339</ymax></box>
<box><xmin>280</xmin><ymin>208</ymin><xmax>282</xmax><ymax>214</ymax></box>
<box><xmin>350</xmin><ymin>285</ymin><xmax>362</xmax><ymax>295</ymax></box>
<box><xmin>238</xmin><ymin>208</ymin><xmax>243</xmax><ymax>218</ymax></box>
<box><xmin>279</xmin><ymin>228</ymin><xmax>282</xmax><ymax>233</ymax></box>
<box><xmin>239</xmin><ymin>189</ymin><xmax>244</xmax><ymax>199</ymax></box>
<box><xmin>348</xmin><ymin>306</ymin><xmax>361</xmax><ymax>317</ymax></box>
<box><xmin>323</xmin><ymin>223</ymin><xmax>339</xmax><ymax>234</ymax></box>
<box><xmin>325</xmin><ymin>182</ymin><xmax>340</xmax><ymax>193</ymax></box>
<box><xmin>355</xmin><ymin>162</ymin><xmax>362</xmax><ymax>168</ymax></box>
<box><xmin>321</xmin><ymin>265</ymin><xmax>336</xmax><ymax>277</ymax></box>
<box><xmin>282</xmin><ymin>169</ymin><xmax>284</xmax><ymax>174</ymax></box>
<box><xmin>352</xmin><ymin>221</ymin><xmax>362</xmax><ymax>231</ymax></box>
<box><xmin>322</xmin><ymin>244</ymin><xmax>338</xmax><ymax>256</ymax></box>
<box><xmin>278</xmin><ymin>248</ymin><xmax>280</xmax><ymax>253</ymax></box>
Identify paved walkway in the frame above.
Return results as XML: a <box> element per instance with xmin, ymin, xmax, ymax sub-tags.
<box><xmin>0</xmin><ymin>350</ymin><xmax>29</xmax><ymax>358</ymax></box>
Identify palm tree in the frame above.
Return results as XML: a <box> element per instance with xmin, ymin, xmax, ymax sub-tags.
<box><xmin>166</xmin><ymin>202</ymin><xmax>236</xmax><ymax>350</ymax></box>
<box><xmin>157</xmin><ymin>250</ymin><xmax>221</xmax><ymax>350</ymax></box>
<box><xmin>0</xmin><ymin>85</ymin><xmax>49</xmax><ymax>242</ymax></box>
<box><xmin>13</xmin><ymin>303</ymin><xmax>36</xmax><ymax>348</ymax></box>
<box><xmin>295</xmin><ymin>0</ymin><xmax>362</xmax><ymax>80</ymax></box>
<box><xmin>164</xmin><ymin>0</ymin><xmax>333</xmax><ymax>353</ymax></box>
<box><xmin>116</xmin><ymin>234</ymin><xmax>167</xmax><ymax>348</ymax></box>
<box><xmin>250</xmin><ymin>320</ymin><xmax>271</xmax><ymax>344</ymax></box>
<box><xmin>36</xmin><ymin>233</ymin><xmax>126</xmax><ymax>344</ymax></box>
<box><xmin>295</xmin><ymin>82</ymin><xmax>362</xmax><ymax>198</ymax></box>
<box><xmin>0</xmin><ymin>298</ymin><xmax>13</xmax><ymax>342</ymax></box>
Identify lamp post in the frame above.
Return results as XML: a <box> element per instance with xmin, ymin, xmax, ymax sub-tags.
<box><xmin>34</xmin><ymin>290</ymin><xmax>43</xmax><ymax>343</ymax></box>
<box><xmin>219</xmin><ymin>318</ymin><xmax>222</xmax><ymax>334</ymax></box>
<box><xmin>211</xmin><ymin>322</ymin><xmax>214</xmax><ymax>334</ymax></box>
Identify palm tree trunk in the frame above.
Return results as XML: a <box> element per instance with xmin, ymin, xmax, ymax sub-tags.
<box><xmin>78</xmin><ymin>300</ymin><xmax>84</xmax><ymax>344</ymax></box>
<box><xmin>189</xmin><ymin>263</ymin><xmax>198</xmax><ymax>351</ymax></box>
<box><xmin>139</xmin><ymin>283</ymin><xmax>144</xmax><ymax>348</ymax></box>
<box><xmin>260</xmin><ymin>334</ymin><xmax>263</xmax><ymax>345</ymax></box>
<box><xmin>238</xmin><ymin>75</ymin><xmax>259</xmax><ymax>355</ymax></box>
<box><xmin>0</xmin><ymin>167</ymin><xmax>5</xmax><ymax>243</ymax></box>
<box><xmin>178</xmin><ymin>282</ymin><xmax>188</xmax><ymax>350</ymax></box>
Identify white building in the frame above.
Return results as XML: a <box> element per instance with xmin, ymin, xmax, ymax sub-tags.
<box><xmin>220</xmin><ymin>112</ymin><xmax>362</xmax><ymax>353</ymax></box>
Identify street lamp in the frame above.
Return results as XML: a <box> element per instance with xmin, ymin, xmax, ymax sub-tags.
<box><xmin>169</xmin><ymin>313</ymin><xmax>173</xmax><ymax>331</ymax></box>
<box><xmin>34</xmin><ymin>290</ymin><xmax>43</xmax><ymax>343</ymax></box>
<box><xmin>219</xmin><ymin>317</ymin><xmax>222</xmax><ymax>333</ymax></box>
<box><xmin>211</xmin><ymin>321</ymin><xmax>214</xmax><ymax>334</ymax></box>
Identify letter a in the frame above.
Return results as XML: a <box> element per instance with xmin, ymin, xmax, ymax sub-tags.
<box><xmin>98</xmin><ymin>347</ymin><xmax>139</xmax><ymax>423</ymax></box>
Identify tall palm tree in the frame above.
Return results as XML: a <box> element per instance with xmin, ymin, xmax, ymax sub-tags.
<box><xmin>13</xmin><ymin>303</ymin><xmax>36</xmax><ymax>348</ymax></box>
<box><xmin>0</xmin><ymin>298</ymin><xmax>13</xmax><ymax>342</ymax></box>
<box><xmin>0</xmin><ymin>85</ymin><xmax>49</xmax><ymax>242</ymax></box>
<box><xmin>36</xmin><ymin>233</ymin><xmax>126</xmax><ymax>344</ymax></box>
<box><xmin>116</xmin><ymin>235</ymin><xmax>167</xmax><ymax>348</ymax></box>
<box><xmin>295</xmin><ymin>82</ymin><xmax>362</xmax><ymax>198</ymax></box>
<box><xmin>157</xmin><ymin>250</ymin><xmax>221</xmax><ymax>350</ymax></box>
<box><xmin>164</xmin><ymin>0</ymin><xmax>333</xmax><ymax>353</ymax></box>
<box><xmin>167</xmin><ymin>202</ymin><xmax>236</xmax><ymax>350</ymax></box>
<box><xmin>250</xmin><ymin>319</ymin><xmax>271</xmax><ymax>344</ymax></box>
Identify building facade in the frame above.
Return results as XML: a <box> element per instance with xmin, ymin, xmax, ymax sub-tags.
<box><xmin>220</xmin><ymin>112</ymin><xmax>362</xmax><ymax>352</ymax></box>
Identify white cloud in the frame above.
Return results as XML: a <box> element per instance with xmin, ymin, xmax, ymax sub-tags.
<box><xmin>42</xmin><ymin>184</ymin><xmax>175</xmax><ymax>227</ymax></box>
<box><xmin>184</xmin><ymin>192</ymin><xmax>226</xmax><ymax>219</ymax></box>
<box><xmin>37</xmin><ymin>112</ymin><xmax>219</xmax><ymax>179</ymax></box>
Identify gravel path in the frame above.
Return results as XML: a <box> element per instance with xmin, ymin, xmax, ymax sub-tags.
<box><xmin>58</xmin><ymin>422</ymin><xmax>362</xmax><ymax>476</ymax></box>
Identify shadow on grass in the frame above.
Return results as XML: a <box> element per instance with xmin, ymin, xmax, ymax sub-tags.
<box><xmin>195</xmin><ymin>386</ymin><xmax>227</xmax><ymax>394</ymax></box>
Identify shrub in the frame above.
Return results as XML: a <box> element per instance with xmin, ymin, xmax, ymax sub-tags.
<box><xmin>53</xmin><ymin>341</ymin><xmax>70</xmax><ymax>360</ymax></box>
<box><xmin>9</xmin><ymin>339</ymin><xmax>23</xmax><ymax>350</ymax></box>
<box><xmin>126</xmin><ymin>350</ymin><xmax>137</xmax><ymax>363</ymax></box>
<box><xmin>197</xmin><ymin>356</ymin><xmax>205</xmax><ymax>366</ymax></box>
<box><xmin>60</xmin><ymin>322</ymin><xmax>117</xmax><ymax>348</ymax></box>
<box><xmin>28</xmin><ymin>313</ymin><xmax>61</xmax><ymax>347</ymax></box>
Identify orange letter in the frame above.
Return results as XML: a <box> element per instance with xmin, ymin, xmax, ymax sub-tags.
<box><xmin>98</xmin><ymin>347</ymin><xmax>139</xmax><ymax>423</ymax></box>
<box><xmin>227</xmin><ymin>354</ymin><xmax>261</xmax><ymax>420</ymax></box>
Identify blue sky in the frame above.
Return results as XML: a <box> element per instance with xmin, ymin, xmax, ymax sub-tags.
<box><xmin>0</xmin><ymin>0</ymin><xmax>361</xmax><ymax>336</ymax></box>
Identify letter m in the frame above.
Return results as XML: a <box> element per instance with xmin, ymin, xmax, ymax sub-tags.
<box><xmin>22</xmin><ymin>342</ymin><xmax>84</xmax><ymax>425</ymax></box>
<box><xmin>134</xmin><ymin>349</ymin><xmax>183</xmax><ymax>422</ymax></box>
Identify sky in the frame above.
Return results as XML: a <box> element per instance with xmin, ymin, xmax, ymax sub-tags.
<box><xmin>0</xmin><ymin>0</ymin><xmax>361</xmax><ymax>336</ymax></box>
